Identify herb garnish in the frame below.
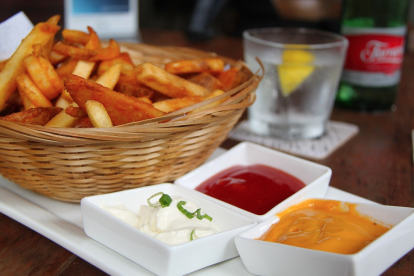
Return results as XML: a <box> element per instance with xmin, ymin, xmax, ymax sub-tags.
<box><xmin>147</xmin><ymin>192</ymin><xmax>172</xmax><ymax>208</ymax></box>
<box><xmin>177</xmin><ymin>201</ymin><xmax>213</xmax><ymax>221</ymax></box>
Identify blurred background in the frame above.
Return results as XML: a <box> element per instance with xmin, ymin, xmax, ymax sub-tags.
<box><xmin>0</xmin><ymin>0</ymin><xmax>342</xmax><ymax>39</ymax></box>
<box><xmin>3</xmin><ymin>0</ymin><xmax>414</xmax><ymax>51</ymax></box>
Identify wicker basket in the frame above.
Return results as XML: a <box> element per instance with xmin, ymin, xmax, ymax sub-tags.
<box><xmin>0</xmin><ymin>43</ymin><xmax>260</xmax><ymax>202</ymax></box>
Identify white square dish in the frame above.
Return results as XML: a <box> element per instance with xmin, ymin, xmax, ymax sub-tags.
<box><xmin>81</xmin><ymin>183</ymin><xmax>256</xmax><ymax>276</ymax></box>
<box><xmin>235</xmin><ymin>199</ymin><xmax>414</xmax><ymax>276</ymax></box>
<box><xmin>174</xmin><ymin>142</ymin><xmax>332</xmax><ymax>222</ymax></box>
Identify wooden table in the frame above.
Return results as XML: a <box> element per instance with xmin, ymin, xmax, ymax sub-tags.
<box><xmin>1</xmin><ymin>29</ymin><xmax>413</xmax><ymax>275</ymax></box>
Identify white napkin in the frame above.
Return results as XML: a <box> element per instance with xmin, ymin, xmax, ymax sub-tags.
<box><xmin>0</xmin><ymin>11</ymin><xmax>34</xmax><ymax>60</ymax></box>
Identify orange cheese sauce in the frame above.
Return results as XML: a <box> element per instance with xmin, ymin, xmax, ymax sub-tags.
<box><xmin>258</xmin><ymin>199</ymin><xmax>391</xmax><ymax>254</ymax></box>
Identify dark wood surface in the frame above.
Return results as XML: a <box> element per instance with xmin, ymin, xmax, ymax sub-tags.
<box><xmin>1</xmin><ymin>28</ymin><xmax>414</xmax><ymax>276</ymax></box>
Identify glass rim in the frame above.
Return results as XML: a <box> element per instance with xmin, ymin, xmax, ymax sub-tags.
<box><xmin>243</xmin><ymin>27</ymin><xmax>348</xmax><ymax>49</ymax></box>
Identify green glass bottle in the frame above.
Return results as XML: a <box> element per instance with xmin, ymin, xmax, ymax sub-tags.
<box><xmin>335</xmin><ymin>0</ymin><xmax>410</xmax><ymax>111</ymax></box>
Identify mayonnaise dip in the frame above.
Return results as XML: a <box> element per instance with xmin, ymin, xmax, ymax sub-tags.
<box><xmin>101</xmin><ymin>195</ymin><xmax>219</xmax><ymax>245</ymax></box>
<box><xmin>101</xmin><ymin>204</ymin><xmax>141</xmax><ymax>228</ymax></box>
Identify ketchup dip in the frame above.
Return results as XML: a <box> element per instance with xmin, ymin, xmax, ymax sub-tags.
<box><xmin>195</xmin><ymin>164</ymin><xmax>306</xmax><ymax>215</ymax></box>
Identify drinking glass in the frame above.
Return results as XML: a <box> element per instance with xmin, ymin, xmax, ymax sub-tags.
<box><xmin>244</xmin><ymin>28</ymin><xmax>348</xmax><ymax>140</ymax></box>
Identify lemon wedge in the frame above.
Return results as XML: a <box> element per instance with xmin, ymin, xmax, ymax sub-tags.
<box><xmin>277</xmin><ymin>49</ymin><xmax>315</xmax><ymax>97</ymax></box>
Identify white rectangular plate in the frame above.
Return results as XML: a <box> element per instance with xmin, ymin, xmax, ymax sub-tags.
<box><xmin>0</xmin><ymin>148</ymin><xmax>373</xmax><ymax>276</ymax></box>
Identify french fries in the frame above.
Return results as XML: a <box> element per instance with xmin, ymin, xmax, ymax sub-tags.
<box><xmin>97</xmin><ymin>52</ymin><xmax>134</xmax><ymax>76</ymax></box>
<box><xmin>66</xmin><ymin>74</ymin><xmax>165</xmax><ymax>126</ymax></box>
<box><xmin>115</xmin><ymin>82</ymin><xmax>154</xmax><ymax>98</ymax></box>
<box><xmin>0</xmin><ymin>59</ymin><xmax>8</xmax><ymax>72</ymax></box>
<box><xmin>153</xmin><ymin>96</ymin><xmax>205</xmax><ymax>113</ymax></box>
<box><xmin>135</xmin><ymin>62</ymin><xmax>210</xmax><ymax>98</ymax></box>
<box><xmin>19</xmin><ymin>87</ymin><xmax>37</xmax><ymax>110</ymax></box>
<box><xmin>52</xmin><ymin>38</ymin><xmax>120</xmax><ymax>62</ymax></box>
<box><xmin>189</xmin><ymin>89</ymin><xmax>229</xmax><ymax>114</ymax></box>
<box><xmin>49</xmin><ymin>49</ymin><xmax>68</xmax><ymax>65</ymax></box>
<box><xmin>55</xmin><ymin>58</ymin><xmax>78</xmax><ymax>80</ymax></box>
<box><xmin>164</xmin><ymin>58</ymin><xmax>225</xmax><ymax>75</ymax></box>
<box><xmin>45</xmin><ymin>102</ymin><xmax>80</xmax><ymax>127</ymax></box>
<box><xmin>0</xmin><ymin>14</ymin><xmax>249</xmax><ymax>128</ymax></box>
<box><xmin>62</xmin><ymin>29</ymin><xmax>90</xmax><ymax>45</ymax></box>
<box><xmin>96</xmin><ymin>63</ymin><xmax>122</xmax><ymax>90</ymax></box>
<box><xmin>0</xmin><ymin>17</ymin><xmax>60</xmax><ymax>110</ymax></box>
<box><xmin>47</xmin><ymin>64</ymin><xmax>121</xmax><ymax>127</ymax></box>
<box><xmin>1</xmin><ymin>107</ymin><xmax>62</xmax><ymax>125</ymax></box>
<box><xmin>85</xmin><ymin>100</ymin><xmax>113</xmax><ymax>127</ymax></box>
<box><xmin>58</xmin><ymin>27</ymin><xmax>101</xmax><ymax>104</ymax></box>
<box><xmin>188</xmin><ymin>72</ymin><xmax>225</xmax><ymax>92</ymax></box>
<box><xmin>217</xmin><ymin>67</ymin><xmax>249</xmax><ymax>91</ymax></box>
<box><xmin>74</xmin><ymin>117</ymin><xmax>93</xmax><ymax>128</ymax></box>
<box><xmin>16</xmin><ymin>73</ymin><xmax>53</xmax><ymax>108</ymax></box>
<box><xmin>23</xmin><ymin>44</ymin><xmax>63</xmax><ymax>100</ymax></box>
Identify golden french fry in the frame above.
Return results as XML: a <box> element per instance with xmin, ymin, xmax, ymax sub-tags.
<box><xmin>0</xmin><ymin>59</ymin><xmax>8</xmax><ymax>72</ymax></box>
<box><xmin>1</xmin><ymin>107</ymin><xmax>62</xmax><ymax>126</ymax></box>
<box><xmin>16</xmin><ymin>73</ymin><xmax>53</xmax><ymax>107</ymax></box>
<box><xmin>45</xmin><ymin>102</ymin><xmax>80</xmax><ymax>127</ymax></box>
<box><xmin>118</xmin><ymin>68</ymin><xmax>138</xmax><ymax>84</ymax></box>
<box><xmin>95</xmin><ymin>63</ymin><xmax>122</xmax><ymax>90</ymax></box>
<box><xmin>85</xmin><ymin>26</ymin><xmax>101</xmax><ymax>50</ymax></box>
<box><xmin>135</xmin><ymin>62</ymin><xmax>210</xmax><ymax>98</ymax></box>
<box><xmin>189</xmin><ymin>89</ymin><xmax>228</xmax><ymax>114</ymax></box>
<box><xmin>49</xmin><ymin>49</ymin><xmax>68</xmax><ymax>65</ymax></box>
<box><xmin>71</xmin><ymin>60</ymin><xmax>97</xmax><ymax>79</ymax></box>
<box><xmin>62</xmin><ymin>29</ymin><xmax>90</xmax><ymax>45</ymax></box>
<box><xmin>60</xmin><ymin>61</ymin><xmax>96</xmax><ymax>102</ymax></box>
<box><xmin>97</xmin><ymin>52</ymin><xmax>136</xmax><ymax>88</ymax></box>
<box><xmin>88</xmin><ymin>39</ymin><xmax>120</xmax><ymax>62</ymax></box>
<box><xmin>188</xmin><ymin>72</ymin><xmax>225</xmax><ymax>92</ymax></box>
<box><xmin>55</xmin><ymin>58</ymin><xmax>78</xmax><ymax>80</ymax></box>
<box><xmin>97</xmin><ymin>52</ymin><xmax>134</xmax><ymax>76</ymax></box>
<box><xmin>54</xmin><ymin>95</ymin><xmax>73</xmax><ymax>108</ymax></box>
<box><xmin>138</xmin><ymin>96</ymin><xmax>152</xmax><ymax>104</ymax></box>
<box><xmin>85</xmin><ymin>100</ymin><xmax>113</xmax><ymax>127</ymax></box>
<box><xmin>52</xmin><ymin>39</ymin><xmax>119</xmax><ymax>62</ymax></box>
<box><xmin>24</xmin><ymin>44</ymin><xmax>63</xmax><ymax>100</ymax></box>
<box><xmin>59</xmin><ymin>27</ymin><xmax>101</xmax><ymax>103</ymax></box>
<box><xmin>164</xmin><ymin>58</ymin><xmax>225</xmax><ymax>75</ymax></box>
<box><xmin>115</xmin><ymin>82</ymin><xmax>154</xmax><ymax>98</ymax></box>
<box><xmin>65</xmin><ymin>105</ymin><xmax>86</xmax><ymax>117</ymax></box>
<box><xmin>46</xmin><ymin>15</ymin><xmax>61</xmax><ymax>25</ymax></box>
<box><xmin>52</xmin><ymin>42</ymin><xmax>96</xmax><ymax>60</ymax></box>
<box><xmin>37</xmin><ymin>55</ymin><xmax>64</xmax><ymax>98</ymax></box>
<box><xmin>43</xmin><ymin>15</ymin><xmax>61</xmax><ymax>55</ymax></box>
<box><xmin>49</xmin><ymin>63</ymin><xmax>120</xmax><ymax>126</ymax></box>
<box><xmin>153</xmin><ymin>96</ymin><xmax>204</xmax><ymax>113</ymax></box>
<box><xmin>23</xmin><ymin>54</ymin><xmax>50</xmax><ymax>91</ymax></box>
<box><xmin>18</xmin><ymin>86</ymin><xmax>36</xmax><ymax>110</ymax></box>
<box><xmin>66</xmin><ymin>74</ymin><xmax>165</xmax><ymax>126</ymax></box>
<box><xmin>217</xmin><ymin>67</ymin><xmax>249</xmax><ymax>91</ymax></box>
<box><xmin>43</xmin><ymin>37</ymin><xmax>56</xmax><ymax>59</ymax></box>
<box><xmin>0</xmin><ymin>20</ymin><xmax>60</xmax><ymax>110</ymax></box>
<box><xmin>73</xmin><ymin>117</ymin><xmax>93</xmax><ymax>128</ymax></box>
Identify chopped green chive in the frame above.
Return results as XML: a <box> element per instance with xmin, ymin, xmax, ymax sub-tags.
<box><xmin>147</xmin><ymin>192</ymin><xmax>172</xmax><ymax>208</ymax></box>
<box><xmin>148</xmin><ymin>195</ymin><xmax>213</xmax><ymax>221</ymax></box>
<box><xmin>159</xmin><ymin>194</ymin><xmax>172</xmax><ymax>208</ymax></box>
<box><xmin>177</xmin><ymin>201</ymin><xmax>194</xmax><ymax>218</ymax></box>
<box><xmin>195</xmin><ymin>208</ymin><xmax>213</xmax><ymax>221</ymax></box>
<box><xmin>177</xmin><ymin>201</ymin><xmax>212</xmax><ymax>221</ymax></box>
<box><xmin>190</xmin><ymin>229</ymin><xmax>195</xmax><ymax>241</ymax></box>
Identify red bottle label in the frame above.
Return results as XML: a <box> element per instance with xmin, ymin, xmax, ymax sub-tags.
<box><xmin>344</xmin><ymin>34</ymin><xmax>404</xmax><ymax>73</ymax></box>
<box><xmin>341</xmin><ymin>27</ymin><xmax>406</xmax><ymax>86</ymax></box>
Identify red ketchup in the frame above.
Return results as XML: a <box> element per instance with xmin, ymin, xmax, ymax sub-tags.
<box><xmin>195</xmin><ymin>164</ymin><xmax>306</xmax><ymax>215</ymax></box>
